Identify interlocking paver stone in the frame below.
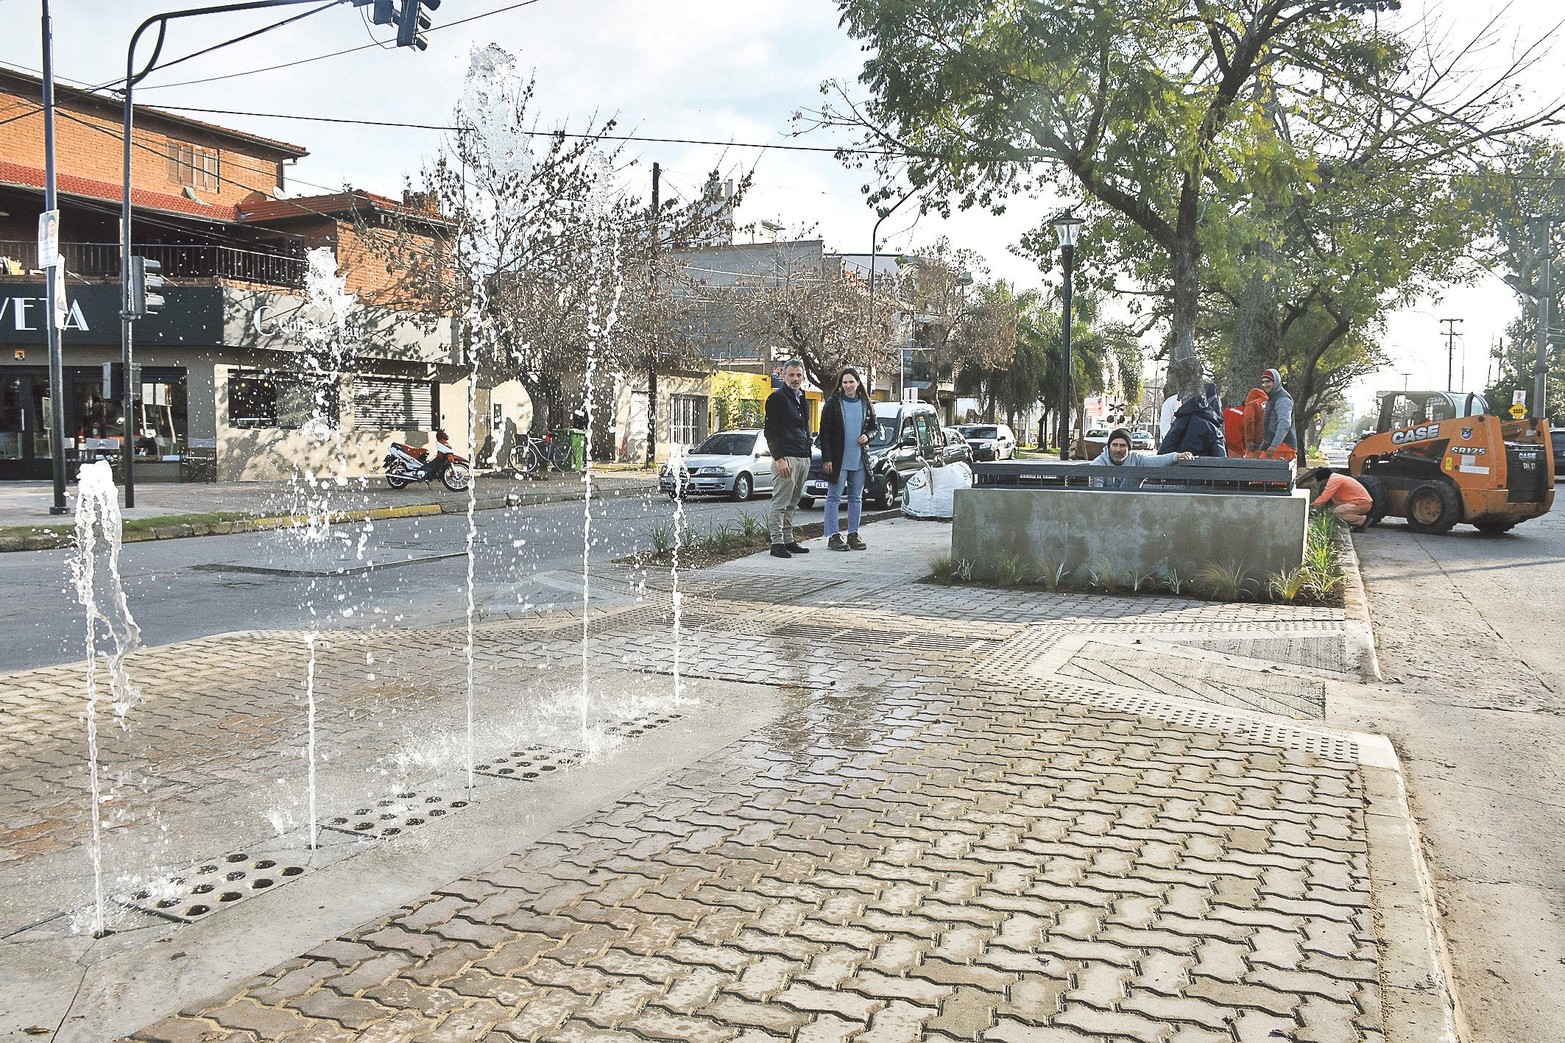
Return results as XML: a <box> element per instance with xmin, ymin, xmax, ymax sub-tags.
<box><xmin>0</xmin><ymin>556</ymin><xmax>1399</xmax><ymax>1043</ymax></box>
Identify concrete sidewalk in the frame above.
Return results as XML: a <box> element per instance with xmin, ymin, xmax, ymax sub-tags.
<box><xmin>0</xmin><ymin>467</ymin><xmax>661</xmax><ymax>550</ymax></box>
<box><xmin>0</xmin><ymin>520</ymin><xmax>1455</xmax><ymax>1042</ymax></box>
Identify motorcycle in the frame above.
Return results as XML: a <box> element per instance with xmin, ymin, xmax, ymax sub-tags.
<box><xmin>384</xmin><ymin>430</ymin><xmax>471</xmax><ymax>491</ymax></box>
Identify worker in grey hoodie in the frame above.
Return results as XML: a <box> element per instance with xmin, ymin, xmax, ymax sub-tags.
<box><xmin>1090</xmin><ymin>427</ymin><xmax>1193</xmax><ymax>489</ymax></box>
<box><xmin>1259</xmin><ymin>368</ymin><xmax>1297</xmax><ymax>460</ymax></box>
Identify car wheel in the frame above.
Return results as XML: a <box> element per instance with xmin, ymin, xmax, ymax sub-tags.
<box><xmin>731</xmin><ymin>472</ymin><xmax>753</xmax><ymax>502</ymax></box>
<box><xmin>879</xmin><ymin>473</ymin><xmax>900</xmax><ymax>509</ymax></box>
<box><xmin>1404</xmin><ymin>480</ymin><xmax>1461</xmax><ymax>534</ymax></box>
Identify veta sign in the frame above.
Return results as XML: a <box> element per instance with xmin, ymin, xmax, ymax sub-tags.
<box><xmin>0</xmin><ymin>284</ymin><xmax>221</xmax><ymax>345</ymax></box>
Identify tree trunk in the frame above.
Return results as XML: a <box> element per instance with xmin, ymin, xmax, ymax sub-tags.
<box><xmin>1228</xmin><ymin>259</ymin><xmax>1280</xmax><ymax>403</ymax></box>
<box><xmin>1167</xmin><ymin>191</ymin><xmax>1204</xmax><ymax>398</ymax></box>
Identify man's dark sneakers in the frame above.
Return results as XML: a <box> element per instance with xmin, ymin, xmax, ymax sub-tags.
<box><xmin>828</xmin><ymin>534</ymin><xmax>848</xmax><ymax>551</ymax></box>
<box><xmin>770</xmin><ymin>544</ymin><xmax>792</xmax><ymax>558</ymax></box>
<box><xmin>784</xmin><ymin>541</ymin><xmax>810</xmax><ymax>554</ymax></box>
<box><xmin>847</xmin><ymin>533</ymin><xmax>867</xmax><ymax>550</ymax></box>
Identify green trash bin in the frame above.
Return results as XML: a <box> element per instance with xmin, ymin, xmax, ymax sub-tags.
<box><xmin>553</xmin><ymin>427</ymin><xmax>586</xmax><ymax>470</ymax></box>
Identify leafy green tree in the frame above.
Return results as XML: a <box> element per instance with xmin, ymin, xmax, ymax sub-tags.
<box><xmin>1469</xmin><ymin>137</ymin><xmax>1565</xmax><ymax>423</ymax></box>
<box><xmin>812</xmin><ymin>0</ymin><xmax>1560</xmax><ymax>409</ymax></box>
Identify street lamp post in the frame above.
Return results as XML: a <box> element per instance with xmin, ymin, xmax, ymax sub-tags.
<box><xmin>870</xmin><ymin>187</ymin><xmax>917</xmax><ymax>400</ymax></box>
<box><xmin>1052</xmin><ymin>211</ymin><xmax>1084</xmax><ymax>460</ymax></box>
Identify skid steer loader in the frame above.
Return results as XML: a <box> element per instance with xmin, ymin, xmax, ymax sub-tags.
<box><xmin>1348</xmin><ymin>391</ymin><xmax>1554</xmax><ymax>534</ymax></box>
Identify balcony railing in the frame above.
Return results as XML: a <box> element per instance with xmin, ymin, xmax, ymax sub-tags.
<box><xmin>0</xmin><ymin>240</ymin><xmax>306</xmax><ymax>289</ymax></box>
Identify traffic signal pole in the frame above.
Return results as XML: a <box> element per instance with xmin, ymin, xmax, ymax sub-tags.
<box><xmin>41</xmin><ymin>0</ymin><xmax>69</xmax><ymax>514</ymax></box>
<box><xmin>118</xmin><ymin>0</ymin><xmax>437</xmax><ymax>506</ymax></box>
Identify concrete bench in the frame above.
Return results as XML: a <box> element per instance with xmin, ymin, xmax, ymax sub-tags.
<box><xmin>952</xmin><ymin>459</ymin><xmax>1307</xmax><ymax>582</ymax></box>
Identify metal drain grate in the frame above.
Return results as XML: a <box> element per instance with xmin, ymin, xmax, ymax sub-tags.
<box><xmin>320</xmin><ymin>789</ymin><xmax>471</xmax><ymax>840</ymax></box>
<box><xmin>117</xmin><ymin>852</ymin><xmax>308</xmax><ymax>923</ymax></box>
<box><xmin>603</xmin><ymin>711</ymin><xmax>683</xmax><ymax>739</ymax></box>
<box><xmin>474</xmin><ymin>744</ymin><xmax>583</xmax><ymax>781</ymax></box>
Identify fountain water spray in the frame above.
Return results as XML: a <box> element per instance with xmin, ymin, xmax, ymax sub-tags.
<box><xmin>667</xmin><ymin>442</ymin><xmax>688</xmax><ymax>702</ymax></box>
<box><xmin>70</xmin><ymin>460</ymin><xmax>142</xmax><ymax>936</ymax></box>
<box><xmin>578</xmin><ymin>167</ymin><xmax>624</xmax><ymax>750</ymax></box>
<box><xmin>291</xmin><ymin>246</ymin><xmax>356</xmax><ymax>846</ymax></box>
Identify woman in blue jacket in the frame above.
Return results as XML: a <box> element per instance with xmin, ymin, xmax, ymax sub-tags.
<box><xmin>818</xmin><ymin>367</ymin><xmax>877</xmax><ymax>550</ymax></box>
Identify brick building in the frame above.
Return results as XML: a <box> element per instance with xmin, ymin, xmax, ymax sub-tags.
<box><xmin>0</xmin><ymin>64</ymin><xmax>464</xmax><ymax>482</ymax></box>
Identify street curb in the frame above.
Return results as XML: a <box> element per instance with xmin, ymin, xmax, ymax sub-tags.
<box><xmin>1339</xmin><ymin>531</ymin><xmax>1382</xmax><ymax>681</ymax></box>
<box><xmin>0</xmin><ymin>480</ymin><xmax>656</xmax><ymax>553</ymax></box>
<box><xmin>1363</xmin><ymin>760</ymin><xmax>1468</xmax><ymax>1043</ymax></box>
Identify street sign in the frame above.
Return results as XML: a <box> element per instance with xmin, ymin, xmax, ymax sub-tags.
<box><xmin>37</xmin><ymin>210</ymin><xmax>60</xmax><ymax>268</ymax></box>
<box><xmin>1509</xmin><ymin>403</ymin><xmax>1527</xmax><ymax>419</ymax></box>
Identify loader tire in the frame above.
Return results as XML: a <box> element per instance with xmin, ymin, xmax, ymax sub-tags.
<box><xmin>1405</xmin><ymin>480</ymin><xmax>1461</xmax><ymax>534</ymax></box>
<box><xmin>1356</xmin><ymin>474</ymin><xmax>1388</xmax><ymax>527</ymax></box>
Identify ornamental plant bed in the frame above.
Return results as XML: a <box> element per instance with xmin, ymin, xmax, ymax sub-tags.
<box><xmin>924</xmin><ymin>511</ymin><xmax>1350</xmax><ymax>607</ymax></box>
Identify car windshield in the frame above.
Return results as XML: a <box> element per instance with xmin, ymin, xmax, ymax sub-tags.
<box><xmin>1085</xmin><ymin>429</ymin><xmax>1110</xmax><ymax>438</ymax></box>
<box><xmin>963</xmin><ymin>426</ymin><xmax>998</xmax><ymax>439</ymax></box>
<box><xmin>869</xmin><ymin>417</ymin><xmax>902</xmax><ymax>447</ymax></box>
<box><xmin>693</xmin><ymin>432</ymin><xmax>754</xmax><ymax>456</ymax></box>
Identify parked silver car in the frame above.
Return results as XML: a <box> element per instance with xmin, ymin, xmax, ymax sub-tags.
<box><xmin>659</xmin><ymin>429</ymin><xmax>774</xmax><ymax>501</ymax></box>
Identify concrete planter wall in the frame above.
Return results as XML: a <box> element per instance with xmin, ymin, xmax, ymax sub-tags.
<box><xmin>949</xmin><ymin>486</ymin><xmax>1309</xmax><ymax>584</ymax></box>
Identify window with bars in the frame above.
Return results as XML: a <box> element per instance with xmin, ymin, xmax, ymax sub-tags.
<box><xmin>167</xmin><ymin>142</ymin><xmax>220</xmax><ymax>192</ymax></box>
<box><xmin>670</xmin><ymin>394</ymin><xmax>709</xmax><ymax>447</ymax></box>
<box><xmin>352</xmin><ymin>376</ymin><xmax>436</xmax><ymax>430</ymax></box>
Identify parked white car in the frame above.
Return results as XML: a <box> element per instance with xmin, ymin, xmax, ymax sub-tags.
<box><xmin>957</xmin><ymin>423</ymin><xmax>1017</xmax><ymax>461</ymax></box>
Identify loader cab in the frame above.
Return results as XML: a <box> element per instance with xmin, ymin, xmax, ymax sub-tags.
<box><xmin>1374</xmin><ymin>390</ymin><xmax>1487</xmax><ymax>433</ymax></box>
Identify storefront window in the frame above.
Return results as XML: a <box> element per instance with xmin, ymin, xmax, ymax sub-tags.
<box><xmin>228</xmin><ymin>371</ymin><xmax>338</xmax><ymax>430</ymax></box>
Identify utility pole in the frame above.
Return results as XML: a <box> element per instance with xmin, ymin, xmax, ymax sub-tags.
<box><xmin>41</xmin><ymin>0</ymin><xmax>68</xmax><ymax>514</ymax></box>
<box><xmin>1440</xmin><ymin>317</ymin><xmax>1461</xmax><ymax>391</ymax></box>
<box><xmin>1535</xmin><ymin>217</ymin><xmax>1553</xmax><ymax>421</ymax></box>
<box><xmin>647</xmin><ymin>162</ymin><xmax>659</xmax><ymax>464</ymax></box>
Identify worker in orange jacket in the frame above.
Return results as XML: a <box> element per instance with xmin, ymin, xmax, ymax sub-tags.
<box><xmin>1239</xmin><ymin>387</ymin><xmax>1268</xmax><ymax>456</ymax></box>
<box><xmin>1302</xmin><ymin>467</ymin><xmax>1374</xmax><ymax>530</ymax></box>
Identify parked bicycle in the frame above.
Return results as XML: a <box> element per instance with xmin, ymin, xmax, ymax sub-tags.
<box><xmin>510</xmin><ymin>431</ymin><xmax>575</xmax><ymax>476</ymax></box>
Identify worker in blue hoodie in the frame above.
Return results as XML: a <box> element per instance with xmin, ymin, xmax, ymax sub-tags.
<box><xmin>1158</xmin><ymin>381</ymin><xmax>1227</xmax><ymax>457</ymax></box>
<box><xmin>1259</xmin><ymin>368</ymin><xmax>1297</xmax><ymax>461</ymax></box>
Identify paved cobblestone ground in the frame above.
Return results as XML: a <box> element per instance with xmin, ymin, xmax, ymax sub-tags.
<box><xmin>122</xmin><ymin>660</ymin><xmax>1382</xmax><ymax>1043</ymax></box>
<box><xmin>4</xmin><ymin>548</ymin><xmax>1396</xmax><ymax>1042</ymax></box>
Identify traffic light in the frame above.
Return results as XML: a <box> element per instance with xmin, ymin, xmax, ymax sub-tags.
<box><xmin>128</xmin><ymin>257</ymin><xmax>164</xmax><ymax>318</ymax></box>
<box><xmin>396</xmin><ymin>0</ymin><xmax>440</xmax><ymax>49</ymax></box>
<box><xmin>349</xmin><ymin>0</ymin><xmax>395</xmax><ymax>23</ymax></box>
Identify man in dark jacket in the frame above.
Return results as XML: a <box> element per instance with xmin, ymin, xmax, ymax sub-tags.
<box><xmin>763</xmin><ymin>360</ymin><xmax>813</xmax><ymax>558</ymax></box>
<box><xmin>1158</xmin><ymin>381</ymin><xmax>1227</xmax><ymax>457</ymax></box>
<box><xmin>1260</xmin><ymin>368</ymin><xmax>1297</xmax><ymax>461</ymax></box>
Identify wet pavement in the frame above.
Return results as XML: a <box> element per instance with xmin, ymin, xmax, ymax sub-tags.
<box><xmin>0</xmin><ymin>519</ymin><xmax>1454</xmax><ymax>1042</ymax></box>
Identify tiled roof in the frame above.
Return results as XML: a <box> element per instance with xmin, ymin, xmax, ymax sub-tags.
<box><xmin>0</xmin><ymin>160</ymin><xmax>240</xmax><ymax>222</ymax></box>
<box><xmin>239</xmin><ymin>191</ymin><xmax>448</xmax><ymax>227</ymax></box>
<box><xmin>0</xmin><ymin>64</ymin><xmax>308</xmax><ymax>158</ymax></box>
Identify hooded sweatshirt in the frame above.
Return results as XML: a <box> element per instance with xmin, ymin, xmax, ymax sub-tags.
<box><xmin>1260</xmin><ymin>368</ymin><xmax>1296</xmax><ymax>455</ymax></box>
<box><xmin>1240</xmin><ymin>388</ymin><xmax>1269</xmax><ymax>454</ymax></box>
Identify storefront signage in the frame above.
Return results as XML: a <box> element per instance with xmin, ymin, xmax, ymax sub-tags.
<box><xmin>0</xmin><ymin>283</ymin><xmax>221</xmax><ymax>346</ymax></box>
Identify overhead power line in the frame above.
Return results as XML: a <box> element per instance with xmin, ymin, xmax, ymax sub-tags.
<box><xmin>139</xmin><ymin>0</ymin><xmax>550</xmax><ymax>92</ymax></box>
<box><xmin>142</xmin><ymin>105</ymin><xmax>916</xmax><ymax>157</ymax></box>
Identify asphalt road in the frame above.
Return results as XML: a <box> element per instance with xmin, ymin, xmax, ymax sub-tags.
<box><xmin>1335</xmin><ymin>496</ymin><xmax>1565</xmax><ymax>1043</ymax></box>
<box><xmin>0</xmin><ymin>490</ymin><xmax>788</xmax><ymax>672</ymax></box>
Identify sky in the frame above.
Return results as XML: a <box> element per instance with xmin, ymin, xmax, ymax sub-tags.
<box><xmin>3</xmin><ymin>0</ymin><xmax>1560</xmax><ymax>413</ymax></box>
